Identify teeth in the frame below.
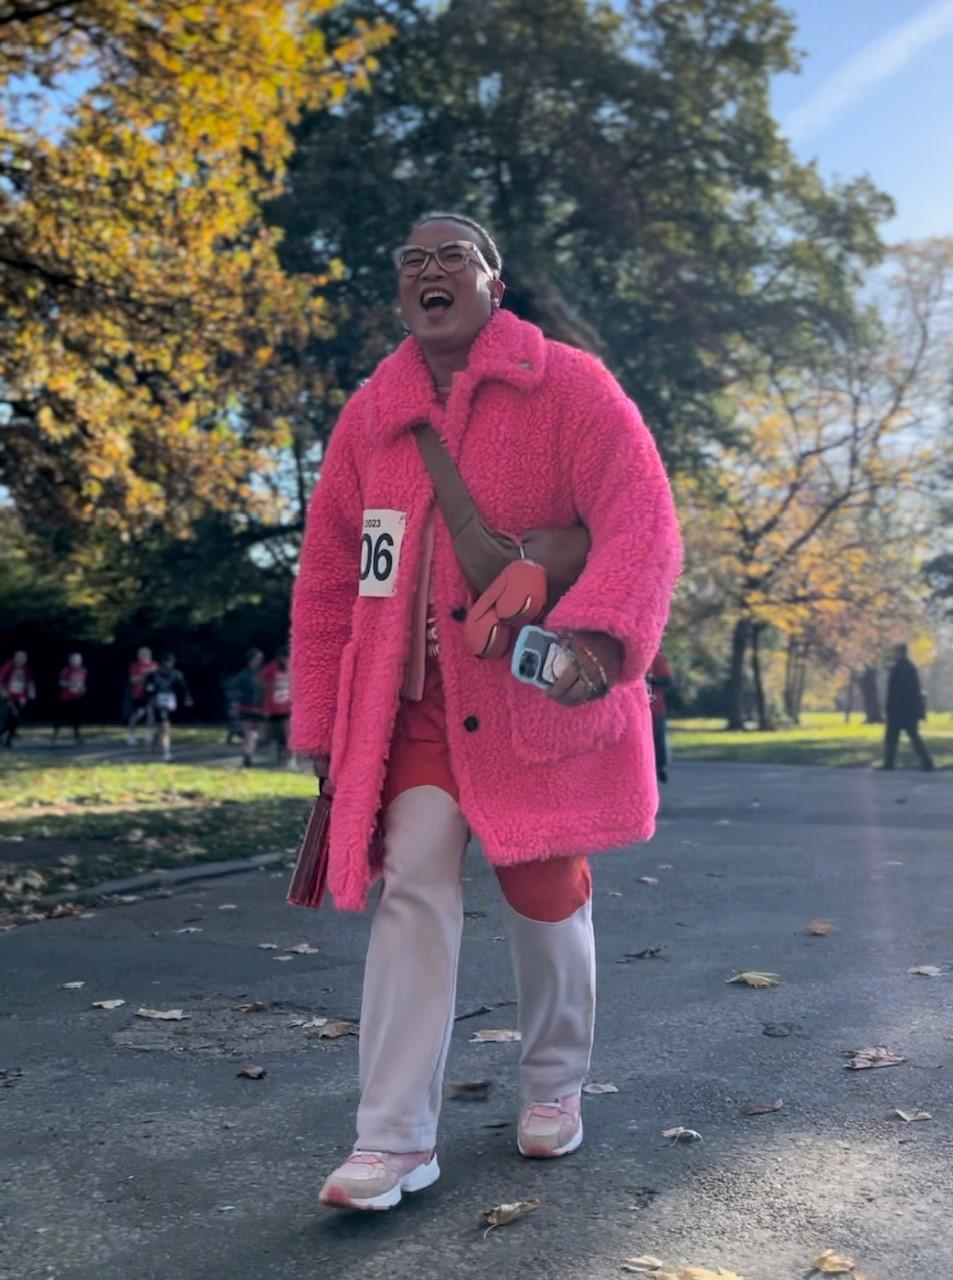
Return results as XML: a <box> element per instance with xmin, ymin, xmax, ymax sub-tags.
<box><xmin>421</xmin><ymin>289</ymin><xmax>452</xmax><ymax>304</ymax></box>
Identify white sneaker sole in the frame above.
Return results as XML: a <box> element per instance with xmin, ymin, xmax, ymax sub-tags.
<box><xmin>518</xmin><ymin>1119</ymin><xmax>584</xmax><ymax>1159</ymax></box>
<box><xmin>320</xmin><ymin>1154</ymin><xmax>440</xmax><ymax>1212</ymax></box>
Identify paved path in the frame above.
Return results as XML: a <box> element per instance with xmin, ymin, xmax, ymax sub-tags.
<box><xmin>2</xmin><ymin>762</ymin><xmax>952</xmax><ymax>1280</ymax></box>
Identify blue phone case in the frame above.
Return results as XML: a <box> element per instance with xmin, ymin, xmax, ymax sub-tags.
<box><xmin>511</xmin><ymin>626</ymin><xmax>562</xmax><ymax>688</ymax></box>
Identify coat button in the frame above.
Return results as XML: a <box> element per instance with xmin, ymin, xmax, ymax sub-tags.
<box><xmin>451</xmin><ymin>606</ymin><xmax>466</xmax><ymax>622</ymax></box>
<box><xmin>463</xmin><ymin>715</ymin><xmax>479</xmax><ymax>733</ymax></box>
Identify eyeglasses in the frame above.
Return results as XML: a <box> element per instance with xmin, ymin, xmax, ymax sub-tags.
<box><xmin>392</xmin><ymin>239</ymin><xmax>493</xmax><ymax>277</ymax></box>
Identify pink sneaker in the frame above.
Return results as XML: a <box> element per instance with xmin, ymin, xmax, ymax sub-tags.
<box><xmin>319</xmin><ymin>1149</ymin><xmax>439</xmax><ymax>1211</ymax></box>
<box><xmin>517</xmin><ymin>1094</ymin><xmax>583</xmax><ymax>1158</ymax></box>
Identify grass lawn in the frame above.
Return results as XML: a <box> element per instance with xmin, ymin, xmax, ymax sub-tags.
<box><xmin>671</xmin><ymin>711</ymin><xmax>953</xmax><ymax>769</ymax></box>
<box><xmin>0</xmin><ymin>750</ymin><xmax>313</xmax><ymax>915</ymax></box>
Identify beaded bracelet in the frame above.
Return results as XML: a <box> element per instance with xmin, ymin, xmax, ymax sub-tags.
<box><xmin>570</xmin><ymin>639</ymin><xmax>610</xmax><ymax>697</ymax></box>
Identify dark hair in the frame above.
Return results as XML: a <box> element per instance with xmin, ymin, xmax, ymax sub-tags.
<box><xmin>246</xmin><ymin>648</ymin><xmax>264</xmax><ymax>664</ymax></box>
<box><xmin>411</xmin><ymin>211</ymin><xmax>503</xmax><ymax>274</ymax></box>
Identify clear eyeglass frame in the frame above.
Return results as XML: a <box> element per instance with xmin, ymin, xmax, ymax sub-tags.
<box><xmin>392</xmin><ymin>239</ymin><xmax>492</xmax><ymax>277</ymax></box>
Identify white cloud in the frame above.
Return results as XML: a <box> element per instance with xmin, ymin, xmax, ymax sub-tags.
<box><xmin>785</xmin><ymin>0</ymin><xmax>953</xmax><ymax>144</ymax></box>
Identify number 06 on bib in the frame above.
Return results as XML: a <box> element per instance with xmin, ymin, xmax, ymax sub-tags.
<box><xmin>359</xmin><ymin>510</ymin><xmax>408</xmax><ymax>598</ymax></box>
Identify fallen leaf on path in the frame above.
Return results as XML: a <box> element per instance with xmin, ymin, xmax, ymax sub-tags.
<box><xmin>810</xmin><ymin>1250</ymin><xmax>856</xmax><ymax>1274</ymax></box>
<box><xmin>726</xmin><ymin>972</ymin><xmax>781</xmax><ymax>989</ymax></box>
<box><xmin>622</xmin><ymin>945</ymin><xmax>667</xmax><ymax>961</ymax></box>
<box><xmin>127</xmin><ymin>829</ymin><xmax>145</xmax><ymax>843</ymax></box>
<box><xmin>762</xmin><ymin>1021</ymin><xmax>799</xmax><ymax>1038</ymax></box>
<box><xmin>92</xmin><ymin>999</ymin><xmax>125</xmax><ymax>1010</ymax></box>
<box><xmin>176</xmin><ymin>926</ymin><xmax>202</xmax><ymax>934</ymax></box>
<box><xmin>807</xmin><ymin>919</ymin><xmax>833</xmax><ymax>936</ymax></box>
<box><xmin>657</xmin><ymin>863</ymin><xmax>674</xmax><ymax>870</ymax></box>
<box><xmin>843</xmin><ymin>1046</ymin><xmax>905</xmax><ymax>1070</ymax></box>
<box><xmin>136</xmin><ymin>1007</ymin><xmax>188</xmax><ymax>1021</ymax></box>
<box><xmin>272</xmin><ymin>955</ymin><xmax>294</xmax><ymax>962</ymax></box>
<box><xmin>237</xmin><ymin>1063</ymin><xmax>266</xmax><ymax>1079</ymax></box>
<box><xmin>681</xmin><ymin>1269</ymin><xmax>747</xmax><ymax>1280</ymax></box>
<box><xmin>257</xmin><ymin>943</ymin><xmax>278</xmax><ymax>950</ymax></box>
<box><xmin>663</xmin><ymin>1126</ymin><xmax>702</xmax><ymax>1144</ymax></box>
<box><xmin>317</xmin><ymin>1020</ymin><xmax>357</xmax><ymax>1039</ymax></box>
<box><xmin>621</xmin><ymin>1257</ymin><xmax>669</xmax><ymax>1275</ymax></box>
<box><xmin>608</xmin><ymin>890</ymin><xmax>623</xmax><ymax>897</ymax></box>
<box><xmin>638</xmin><ymin>876</ymin><xmax>659</xmax><ymax>886</ymax></box>
<box><xmin>483</xmin><ymin>1198</ymin><xmax>540</xmax><ymax>1235</ymax></box>
<box><xmin>285</xmin><ymin>942</ymin><xmax>319</xmax><ymax>955</ymax></box>
<box><xmin>740</xmin><ymin>1098</ymin><xmax>783</xmax><ymax>1116</ymax></box>
<box><xmin>293</xmin><ymin>1016</ymin><xmax>329</xmax><ymax>1030</ymax></box>
<box><xmin>447</xmin><ymin>1080</ymin><xmax>491</xmax><ymax>1101</ymax></box>
<box><xmin>232</xmin><ymin>1001</ymin><xmax>267</xmax><ymax>1014</ymax></box>
<box><xmin>582</xmin><ymin>1082</ymin><xmax>619</xmax><ymax>1095</ymax></box>
<box><xmin>218</xmin><ymin>904</ymin><xmax>238</xmax><ymax>912</ymax></box>
<box><xmin>117</xmin><ymin>894</ymin><xmax>140</xmax><ymax>904</ymax></box>
<box><xmin>894</xmin><ymin>1107</ymin><xmax>931</xmax><ymax>1122</ymax></box>
<box><xmin>471</xmin><ymin>1028</ymin><xmax>521</xmax><ymax>1043</ymax></box>
<box><xmin>60</xmin><ymin>981</ymin><xmax>85</xmax><ymax>990</ymax></box>
<box><xmin>908</xmin><ymin>965</ymin><xmax>945</xmax><ymax>977</ymax></box>
<box><xmin>886</xmin><ymin>860</ymin><xmax>904</xmax><ymax>866</ymax></box>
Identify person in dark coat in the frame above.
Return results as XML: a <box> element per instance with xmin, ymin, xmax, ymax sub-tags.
<box><xmin>884</xmin><ymin>644</ymin><xmax>933</xmax><ymax>772</ymax></box>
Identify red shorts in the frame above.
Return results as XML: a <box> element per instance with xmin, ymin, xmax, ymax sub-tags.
<box><xmin>382</xmin><ymin>663</ymin><xmax>590</xmax><ymax>922</ymax></box>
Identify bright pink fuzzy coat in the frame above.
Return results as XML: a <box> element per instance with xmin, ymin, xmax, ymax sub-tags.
<box><xmin>290</xmin><ymin>310</ymin><xmax>681</xmax><ymax>911</ymax></box>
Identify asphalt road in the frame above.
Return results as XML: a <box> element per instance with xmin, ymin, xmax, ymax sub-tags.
<box><xmin>2</xmin><ymin>761</ymin><xmax>952</xmax><ymax>1280</ymax></box>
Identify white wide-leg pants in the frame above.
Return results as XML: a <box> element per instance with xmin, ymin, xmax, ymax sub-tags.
<box><xmin>355</xmin><ymin>785</ymin><xmax>596</xmax><ymax>1152</ymax></box>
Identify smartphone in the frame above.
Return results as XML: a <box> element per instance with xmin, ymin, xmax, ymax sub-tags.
<box><xmin>511</xmin><ymin>626</ymin><xmax>573</xmax><ymax>690</ymax></box>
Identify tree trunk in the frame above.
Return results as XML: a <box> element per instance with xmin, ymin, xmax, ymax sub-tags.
<box><xmin>751</xmin><ymin>623</ymin><xmax>772</xmax><ymax>730</ymax></box>
<box><xmin>793</xmin><ymin>653</ymin><xmax>808</xmax><ymax>723</ymax></box>
<box><xmin>844</xmin><ymin>671</ymin><xmax>855</xmax><ymax>723</ymax></box>
<box><xmin>726</xmin><ymin>617</ymin><xmax>749</xmax><ymax>730</ymax></box>
<box><xmin>858</xmin><ymin>665</ymin><xmax>883</xmax><ymax>724</ymax></box>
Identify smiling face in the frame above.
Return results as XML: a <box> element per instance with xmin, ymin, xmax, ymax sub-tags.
<box><xmin>397</xmin><ymin>219</ymin><xmax>502</xmax><ymax>361</ymax></box>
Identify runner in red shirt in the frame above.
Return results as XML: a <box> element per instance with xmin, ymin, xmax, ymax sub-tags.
<box><xmin>647</xmin><ymin>650</ymin><xmax>675</xmax><ymax>783</ymax></box>
<box><xmin>0</xmin><ymin>650</ymin><xmax>36</xmax><ymax>748</ymax></box>
<box><xmin>126</xmin><ymin>646</ymin><xmax>157</xmax><ymax>745</ymax></box>
<box><xmin>52</xmin><ymin>652</ymin><xmax>88</xmax><ymax>745</ymax></box>
<box><xmin>260</xmin><ymin>647</ymin><xmax>292</xmax><ymax>765</ymax></box>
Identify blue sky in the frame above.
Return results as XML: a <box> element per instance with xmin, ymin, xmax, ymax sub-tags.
<box><xmin>773</xmin><ymin>0</ymin><xmax>953</xmax><ymax>242</ymax></box>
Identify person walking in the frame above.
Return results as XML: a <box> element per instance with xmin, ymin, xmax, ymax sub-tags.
<box><xmin>884</xmin><ymin>644</ymin><xmax>934</xmax><ymax>771</ymax></box>
<box><xmin>290</xmin><ymin>212</ymin><xmax>680</xmax><ymax>1212</ymax></box>
<box><xmin>126</xmin><ymin>647</ymin><xmax>157</xmax><ymax>745</ymax></box>
<box><xmin>260</xmin><ymin>647</ymin><xmax>292</xmax><ymax>765</ymax></box>
<box><xmin>231</xmin><ymin>649</ymin><xmax>266</xmax><ymax>768</ymax></box>
<box><xmin>0</xmin><ymin>650</ymin><xmax>36</xmax><ymax>747</ymax></box>
<box><xmin>647</xmin><ymin>649</ymin><xmax>675</xmax><ymax>784</ymax></box>
<box><xmin>51</xmin><ymin>652</ymin><xmax>88</xmax><ymax>746</ymax></box>
<box><xmin>145</xmin><ymin>654</ymin><xmax>192</xmax><ymax>763</ymax></box>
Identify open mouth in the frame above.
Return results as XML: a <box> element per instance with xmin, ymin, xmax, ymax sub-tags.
<box><xmin>420</xmin><ymin>288</ymin><xmax>454</xmax><ymax>312</ymax></box>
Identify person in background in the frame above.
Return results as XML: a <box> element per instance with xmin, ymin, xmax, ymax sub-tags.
<box><xmin>260</xmin><ymin>646</ymin><xmax>292</xmax><ymax>765</ymax></box>
<box><xmin>145</xmin><ymin>653</ymin><xmax>192</xmax><ymax>763</ymax></box>
<box><xmin>221</xmin><ymin>672</ymin><xmax>243</xmax><ymax>746</ymax></box>
<box><xmin>647</xmin><ymin>649</ymin><xmax>675</xmax><ymax>784</ymax></box>
<box><xmin>232</xmin><ymin>649</ymin><xmax>265</xmax><ymax>768</ymax></box>
<box><xmin>0</xmin><ymin>650</ymin><xmax>36</xmax><ymax>748</ymax></box>
<box><xmin>126</xmin><ymin>646</ymin><xmax>158</xmax><ymax>745</ymax></box>
<box><xmin>51</xmin><ymin>652</ymin><xmax>88</xmax><ymax>746</ymax></box>
<box><xmin>884</xmin><ymin>644</ymin><xmax>934</xmax><ymax>772</ymax></box>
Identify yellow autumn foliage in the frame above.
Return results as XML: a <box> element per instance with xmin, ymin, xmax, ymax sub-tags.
<box><xmin>0</xmin><ymin>1</ymin><xmax>392</xmax><ymax>558</ymax></box>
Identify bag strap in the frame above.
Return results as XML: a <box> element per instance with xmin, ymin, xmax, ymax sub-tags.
<box><xmin>411</xmin><ymin>420</ymin><xmax>481</xmax><ymax>540</ymax></box>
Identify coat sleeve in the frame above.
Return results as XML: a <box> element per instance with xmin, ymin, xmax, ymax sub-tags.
<box><xmin>289</xmin><ymin>394</ymin><xmax>365</xmax><ymax>755</ymax></box>
<box><xmin>546</xmin><ymin>361</ymin><xmax>681</xmax><ymax>686</ymax></box>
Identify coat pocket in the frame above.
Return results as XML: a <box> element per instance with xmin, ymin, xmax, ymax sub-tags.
<box><xmin>506</xmin><ymin>675</ymin><xmax>639</xmax><ymax>764</ymax></box>
<box><xmin>329</xmin><ymin>639</ymin><xmax>359</xmax><ymax>778</ymax></box>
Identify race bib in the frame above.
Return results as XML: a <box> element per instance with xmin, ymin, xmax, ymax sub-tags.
<box><xmin>156</xmin><ymin>692</ymin><xmax>177</xmax><ymax>712</ymax></box>
<box><xmin>359</xmin><ymin>509</ymin><xmax>407</xmax><ymax>598</ymax></box>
